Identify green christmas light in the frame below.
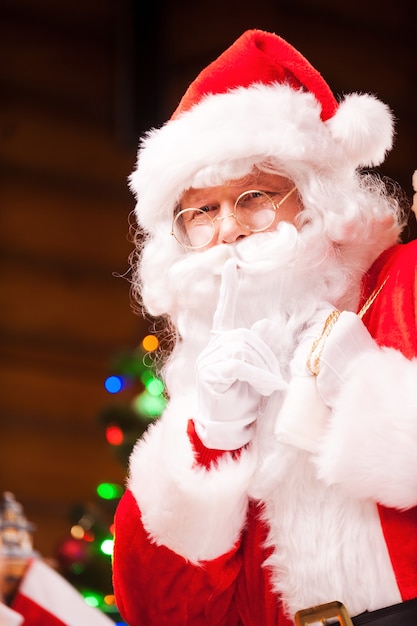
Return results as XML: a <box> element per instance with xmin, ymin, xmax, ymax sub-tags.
<box><xmin>140</xmin><ymin>370</ymin><xmax>154</xmax><ymax>385</ymax></box>
<box><xmin>82</xmin><ymin>591</ymin><xmax>102</xmax><ymax>608</ymax></box>
<box><xmin>96</xmin><ymin>483</ymin><xmax>123</xmax><ymax>500</ymax></box>
<box><xmin>100</xmin><ymin>538</ymin><xmax>114</xmax><ymax>556</ymax></box>
<box><xmin>133</xmin><ymin>390</ymin><xmax>166</xmax><ymax>417</ymax></box>
<box><xmin>145</xmin><ymin>377</ymin><xmax>164</xmax><ymax>397</ymax></box>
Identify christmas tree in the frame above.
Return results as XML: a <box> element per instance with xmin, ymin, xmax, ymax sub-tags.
<box><xmin>56</xmin><ymin>334</ymin><xmax>166</xmax><ymax>622</ymax></box>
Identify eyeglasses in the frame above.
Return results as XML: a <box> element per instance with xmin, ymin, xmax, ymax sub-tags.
<box><xmin>171</xmin><ymin>186</ymin><xmax>297</xmax><ymax>250</ymax></box>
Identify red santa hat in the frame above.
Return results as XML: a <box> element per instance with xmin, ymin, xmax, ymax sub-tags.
<box><xmin>130</xmin><ymin>29</ymin><xmax>394</xmax><ymax>234</ymax></box>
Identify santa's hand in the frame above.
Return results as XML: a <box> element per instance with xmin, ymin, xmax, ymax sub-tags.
<box><xmin>313</xmin><ymin>310</ymin><xmax>378</xmax><ymax>407</ymax></box>
<box><xmin>194</xmin><ymin>260</ymin><xmax>286</xmax><ymax>450</ymax></box>
<box><xmin>290</xmin><ymin>305</ymin><xmax>378</xmax><ymax>407</ymax></box>
<box><xmin>276</xmin><ymin>305</ymin><xmax>378</xmax><ymax>452</ymax></box>
<box><xmin>275</xmin><ymin>304</ymin><xmax>334</xmax><ymax>452</ymax></box>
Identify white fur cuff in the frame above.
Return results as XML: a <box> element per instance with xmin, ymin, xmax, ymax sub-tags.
<box><xmin>128</xmin><ymin>398</ymin><xmax>256</xmax><ymax>563</ymax></box>
<box><xmin>316</xmin><ymin>348</ymin><xmax>417</xmax><ymax>509</ymax></box>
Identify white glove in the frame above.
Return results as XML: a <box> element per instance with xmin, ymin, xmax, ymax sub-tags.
<box><xmin>315</xmin><ymin>310</ymin><xmax>378</xmax><ymax>407</ymax></box>
<box><xmin>275</xmin><ymin>305</ymin><xmax>378</xmax><ymax>452</ymax></box>
<box><xmin>194</xmin><ymin>260</ymin><xmax>287</xmax><ymax>450</ymax></box>
<box><xmin>275</xmin><ymin>304</ymin><xmax>334</xmax><ymax>452</ymax></box>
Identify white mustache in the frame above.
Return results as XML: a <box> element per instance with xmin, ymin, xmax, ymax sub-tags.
<box><xmin>230</xmin><ymin>223</ymin><xmax>303</xmax><ymax>274</ymax></box>
<box><xmin>168</xmin><ymin>221</ymin><xmax>303</xmax><ymax>288</ymax></box>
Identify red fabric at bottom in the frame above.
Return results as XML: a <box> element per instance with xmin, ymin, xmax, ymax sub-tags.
<box><xmin>12</xmin><ymin>594</ymin><xmax>66</xmax><ymax>626</ymax></box>
<box><xmin>378</xmin><ymin>505</ymin><xmax>417</xmax><ymax>601</ymax></box>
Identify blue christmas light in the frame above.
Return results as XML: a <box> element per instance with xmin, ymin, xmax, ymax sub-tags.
<box><xmin>104</xmin><ymin>375</ymin><xmax>123</xmax><ymax>394</ymax></box>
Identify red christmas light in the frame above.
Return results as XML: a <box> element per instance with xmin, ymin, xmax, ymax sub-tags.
<box><xmin>105</xmin><ymin>425</ymin><xmax>124</xmax><ymax>446</ymax></box>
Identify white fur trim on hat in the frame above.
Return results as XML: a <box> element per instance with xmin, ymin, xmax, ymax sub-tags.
<box><xmin>130</xmin><ymin>83</ymin><xmax>394</xmax><ymax>235</ymax></box>
<box><xmin>327</xmin><ymin>93</ymin><xmax>395</xmax><ymax>168</ymax></box>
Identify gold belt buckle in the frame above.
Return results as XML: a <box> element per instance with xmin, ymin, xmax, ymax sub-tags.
<box><xmin>295</xmin><ymin>601</ymin><xmax>353</xmax><ymax>626</ymax></box>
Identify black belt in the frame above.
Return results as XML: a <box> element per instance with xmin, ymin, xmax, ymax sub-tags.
<box><xmin>352</xmin><ymin>597</ymin><xmax>417</xmax><ymax>626</ymax></box>
<box><xmin>295</xmin><ymin>598</ymin><xmax>417</xmax><ymax>626</ymax></box>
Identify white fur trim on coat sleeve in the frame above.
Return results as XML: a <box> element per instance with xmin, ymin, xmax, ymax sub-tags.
<box><xmin>127</xmin><ymin>396</ymin><xmax>256</xmax><ymax>563</ymax></box>
<box><xmin>315</xmin><ymin>347</ymin><xmax>417</xmax><ymax>509</ymax></box>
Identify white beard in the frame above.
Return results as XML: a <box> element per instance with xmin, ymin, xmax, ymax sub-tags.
<box><xmin>162</xmin><ymin>222</ymin><xmax>362</xmax><ymax>398</ymax></box>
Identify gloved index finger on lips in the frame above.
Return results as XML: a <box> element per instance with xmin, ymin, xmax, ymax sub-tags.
<box><xmin>212</xmin><ymin>259</ymin><xmax>239</xmax><ymax>334</ymax></box>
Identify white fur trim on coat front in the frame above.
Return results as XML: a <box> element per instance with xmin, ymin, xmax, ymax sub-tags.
<box><xmin>255</xmin><ymin>448</ymin><xmax>402</xmax><ymax>617</ymax></box>
<box><xmin>316</xmin><ymin>347</ymin><xmax>417</xmax><ymax>509</ymax></box>
<box><xmin>127</xmin><ymin>396</ymin><xmax>256</xmax><ymax>563</ymax></box>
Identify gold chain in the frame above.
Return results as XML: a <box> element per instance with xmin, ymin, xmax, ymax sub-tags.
<box><xmin>307</xmin><ymin>309</ymin><xmax>341</xmax><ymax>376</ymax></box>
<box><xmin>306</xmin><ymin>276</ymin><xmax>389</xmax><ymax>376</ymax></box>
<box><xmin>358</xmin><ymin>276</ymin><xmax>389</xmax><ymax>319</ymax></box>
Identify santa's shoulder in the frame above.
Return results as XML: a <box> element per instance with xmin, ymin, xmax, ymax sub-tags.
<box><xmin>368</xmin><ymin>240</ymin><xmax>417</xmax><ymax>282</ymax></box>
<box><xmin>362</xmin><ymin>240</ymin><xmax>417</xmax><ymax>356</ymax></box>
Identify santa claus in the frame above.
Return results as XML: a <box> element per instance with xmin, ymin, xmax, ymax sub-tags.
<box><xmin>112</xmin><ymin>29</ymin><xmax>417</xmax><ymax>626</ymax></box>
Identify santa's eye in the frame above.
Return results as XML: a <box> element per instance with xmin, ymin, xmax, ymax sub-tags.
<box><xmin>198</xmin><ymin>204</ymin><xmax>218</xmax><ymax>214</ymax></box>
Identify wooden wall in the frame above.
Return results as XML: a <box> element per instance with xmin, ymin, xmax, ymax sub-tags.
<box><xmin>0</xmin><ymin>0</ymin><xmax>142</xmax><ymax>557</ymax></box>
<box><xmin>1</xmin><ymin>0</ymin><xmax>416</xmax><ymax>560</ymax></box>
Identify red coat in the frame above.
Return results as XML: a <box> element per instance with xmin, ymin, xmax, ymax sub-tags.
<box><xmin>113</xmin><ymin>241</ymin><xmax>417</xmax><ymax>625</ymax></box>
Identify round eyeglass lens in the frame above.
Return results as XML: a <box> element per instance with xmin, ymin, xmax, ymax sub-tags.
<box><xmin>172</xmin><ymin>208</ymin><xmax>215</xmax><ymax>249</ymax></box>
<box><xmin>235</xmin><ymin>190</ymin><xmax>276</xmax><ymax>231</ymax></box>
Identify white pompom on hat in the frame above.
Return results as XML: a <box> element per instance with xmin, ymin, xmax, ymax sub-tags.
<box><xmin>130</xmin><ymin>29</ymin><xmax>395</xmax><ymax>235</ymax></box>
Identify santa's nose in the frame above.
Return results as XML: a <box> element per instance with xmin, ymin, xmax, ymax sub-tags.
<box><xmin>212</xmin><ymin>205</ymin><xmax>248</xmax><ymax>246</ymax></box>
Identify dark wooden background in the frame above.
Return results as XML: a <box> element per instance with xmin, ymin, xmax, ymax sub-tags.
<box><xmin>1</xmin><ymin>0</ymin><xmax>416</xmax><ymax>559</ymax></box>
